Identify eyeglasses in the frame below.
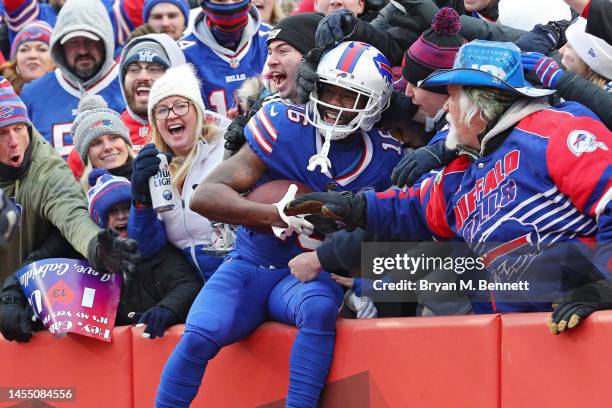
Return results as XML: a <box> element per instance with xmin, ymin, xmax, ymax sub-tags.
<box><xmin>126</xmin><ymin>63</ymin><xmax>165</xmax><ymax>77</ymax></box>
<box><xmin>154</xmin><ymin>101</ymin><xmax>192</xmax><ymax>120</ymax></box>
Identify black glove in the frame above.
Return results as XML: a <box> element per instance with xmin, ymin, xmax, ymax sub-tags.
<box><xmin>0</xmin><ymin>293</ymin><xmax>32</xmax><ymax>342</ymax></box>
<box><xmin>548</xmin><ymin>280</ymin><xmax>612</xmax><ymax>335</ymax></box>
<box><xmin>131</xmin><ymin>143</ymin><xmax>172</xmax><ymax>205</ymax></box>
<box><xmin>285</xmin><ymin>191</ymin><xmax>367</xmax><ymax>232</ymax></box>
<box><xmin>0</xmin><ymin>188</ymin><xmax>18</xmax><ymax>247</ymax></box>
<box><xmin>87</xmin><ymin>229</ymin><xmax>141</xmax><ymax>278</ymax></box>
<box><xmin>391</xmin><ymin>140</ymin><xmax>458</xmax><ymax>188</ymax></box>
<box><xmin>315</xmin><ymin>9</ymin><xmax>358</xmax><ymax>51</ymax></box>
<box><xmin>296</xmin><ymin>48</ymin><xmax>324</xmax><ymax>105</ymax></box>
<box><xmin>137</xmin><ymin>306</ymin><xmax>177</xmax><ymax>339</ymax></box>
<box><xmin>224</xmin><ymin>115</ymin><xmax>250</xmax><ymax>153</ymax></box>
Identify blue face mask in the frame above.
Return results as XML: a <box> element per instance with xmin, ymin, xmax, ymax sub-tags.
<box><xmin>200</xmin><ymin>0</ymin><xmax>251</xmax><ymax>49</ymax></box>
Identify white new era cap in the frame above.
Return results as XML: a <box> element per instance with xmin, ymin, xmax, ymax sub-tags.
<box><xmin>60</xmin><ymin>30</ymin><xmax>100</xmax><ymax>45</ymax></box>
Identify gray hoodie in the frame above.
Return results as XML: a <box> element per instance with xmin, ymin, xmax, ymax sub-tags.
<box><xmin>50</xmin><ymin>0</ymin><xmax>116</xmax><ymax>90</ymax></box>
<box><xmin>119</xmin><ymin>33</ymin><xmax>187</xmax><ymax>122</ymax></box>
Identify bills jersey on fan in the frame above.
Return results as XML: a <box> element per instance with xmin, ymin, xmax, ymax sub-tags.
<box><xmin>21</xmin><ymin>68</ymin><xmax>125</xmax><ymax>159</ymax></box>
<box><xmin>238</xmin><ymin>100</ymin><xmax>403</xmax><ymax>268</ymax></box>
<box><xmin>366</xmin><ymin>102</ymin><xmax>611</xmax><ymax>311</ymax></box>
<box><xmin>178</xmin><ymin>27</ymin><xmax>269</xmax><ymax>118</ymax></box>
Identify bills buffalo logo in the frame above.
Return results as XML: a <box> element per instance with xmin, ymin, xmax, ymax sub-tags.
<box><xmin>372</xmin><ymin>53</ymin><xmax>393</xmax><ymax>85</ymax></box>
<box><xmin>480</xmin><ymin>219</ymin><xmax>541</xmax><ymax>282</ymax></box>
<box><xmin>567</xmin><ymin>130</ymin><xmax>608</xmax><ymax>157</ymax></box>
<box><xmin>0</xmin><ymin>105</ymin><xmax>14</xmax><ymax>118</ymax></box>
<box><xmin>90</xmin><ymin>119</ymin><xmax>113</xmax><ymax>129</ymax></box>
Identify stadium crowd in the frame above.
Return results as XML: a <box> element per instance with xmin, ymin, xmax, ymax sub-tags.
<box><xmin>0</xmin><ymin>0</ymin><xmax>610</xmax><ymax>406</ymax></box>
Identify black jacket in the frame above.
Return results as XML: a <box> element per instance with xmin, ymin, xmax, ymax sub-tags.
<box><xmin>556</xmin><ymin>71</ymin><xmax>612</xmax><ymax>129</ymax></box>
<box><xmin>585</xmin><ymin>0</ymin><xmax>612</xmax><ymax>44</ymax></box>
<box><xmin>354</xmin><ymin>0</ymin><xmax>523</xmax><ymax>65</ymax></box>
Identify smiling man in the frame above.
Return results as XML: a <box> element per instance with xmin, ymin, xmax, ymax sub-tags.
<box><xmin>265</xmin><ymin>12</ymin><xmax>323</xmax><ymax>103</ymax></box>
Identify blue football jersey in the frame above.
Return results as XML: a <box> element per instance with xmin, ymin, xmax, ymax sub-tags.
<box><xmin>178</xmin><ymin>12</ymin><xmax>269</xmax><ymax>118</ymax></box>
<box><xmin>21</xmin><ymin>66</ymin><xmax>125</xmax><ymax>159</ymax></box>
<box><xmin>237</xmin><ymin>99</ymin><xmax>403</xmax><ymax>268</ymax></box>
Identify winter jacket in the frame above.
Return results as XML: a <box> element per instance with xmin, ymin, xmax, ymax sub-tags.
<box><xmin>364</xmin><ymin>0</ymin><xmax>524</xmax><ymax>65</ymax></box>
<box><xmin>584</xmin><ymin>0</ymin><xmax>612</xmax><ymax>44</ymax></box>
<box><xmin>556</xmin><ymin>71</ymin><xmax>612</xmax><ymax>129</ymax></box>
<box><xmin>128</xmin><ymin>137</ymin><xmax>226</xmax><ymax>281</ymax></box>
<box><xmin>0</xmin><ymin>128</ymin><xmax>100</xmax><ymax>282</ymax></box>
<box><xmin>364</xmin><ymin>100</ymin><xmax>611</xmax><ymax>312</ymax></box>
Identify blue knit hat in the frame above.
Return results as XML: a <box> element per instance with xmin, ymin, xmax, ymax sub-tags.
<box><xmin>10</xmin><ymin>20</ymin><xmax>52</xmax><ymax>60</ymax></box>
<box><xmin>143</xmin><ymin>0</ymin><xmax>190</xmax><ymax>25</ymax></box>
<box><xmin>87</xmin><ymin>169</ymin><xmax>132</xmax><ymax>228</ymax></box>
<box><xmin>0</xmin><ymin>77</ymin><xmax>32</xmax><ymax>128</ymax></box>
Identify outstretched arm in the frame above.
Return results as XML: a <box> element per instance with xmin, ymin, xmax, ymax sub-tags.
<box><xmin>190</xmin><ymin>144</ymin><xmax>285</xmax><ymax>230</ymax></box>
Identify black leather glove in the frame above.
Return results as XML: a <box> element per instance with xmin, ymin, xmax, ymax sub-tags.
<box><xmin>315</xmin><ymin>9</ymin><xmax>358</xmax><ymax>51</ymax></box>
<box><xmin>0</xmin><ymin>292</ymin><xmax>32</xmax><ymax>343</ymax></box>
<box><xmin>285</xmin><ymin>191</ymin><xmax>367</xmax><ymax>232</ymax></box>
<box><xmin>224</xmin><ymin>115</ymin><xmax>250</xmax><ymax>153</ymax></box>
<box><xmin>131</xmin><ymin>144</ymin><xmax>172</xmax><ymax>205</ymax></box>
<box><xmin>296</xmin><ymin>48</ymin><xmax>324</xmax><ymax>105</ymax></box>
<box><xmin>0</xmin><ymin>188</ymin><xmax>18</xmax><ymax>247</ymax></box>
<box><xmin>548</xmin><ymin>280</ymin><xmax>612</xmax><ymax>335</ymax></box>
<box><xmin>87</xmin><ymin>229</ymin><xmax>141</xmax><ymax>278</ymax></box>
<box><xmin>137</xmin><ymin>306</ymin><xmax>177</xmax><ymax>339</ymax></box>
<box><xmin>391</xmin><ymin>140</ymin><xmax>457</xmax><ymax>188</ymax></box>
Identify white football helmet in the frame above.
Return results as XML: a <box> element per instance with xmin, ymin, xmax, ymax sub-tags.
<box><xmin>306</xmin><ymin>41</ymin><xmax>394</xmax><ymax>140</ymax></box>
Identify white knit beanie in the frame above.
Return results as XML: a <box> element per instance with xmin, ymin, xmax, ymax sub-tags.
<box><xmin>147</xmin><ymin>63</ymin><xmax>206</xmax><ymax>123</ymax></box>
<box><xmin>566</xmin><ymin>17</ymin><xmax>612</xmax><ymax>80</ymax></box>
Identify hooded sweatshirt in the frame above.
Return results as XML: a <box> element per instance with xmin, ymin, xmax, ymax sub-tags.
<box><xmin>179</xmin><ymin>7</ymin><xmax>270</xmax><ymax>117</ymax></box>
<box><xmin>20</xmin><ymin>0</ymin><xmax>125</xmax><ymax>158</ymax></box>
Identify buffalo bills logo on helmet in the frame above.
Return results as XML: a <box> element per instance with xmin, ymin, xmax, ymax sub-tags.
<box><xmin>567</xmin><ymin>130</ymin><xmax>608</xmax><ymax>157</ymax></box>
<box><xmin>0</xmin><ymin>106</ymin><xmax>15</xmax><ymax>118</ymax></box>
<box><xmin>372</xmin><ymin>53</ymin><xmax>393</xmax><ymax>85</ymax></box>
<box><xmin>90</xmin><ymin>119</ymin><xmax>113</xmax><ymax>129</ymax></box>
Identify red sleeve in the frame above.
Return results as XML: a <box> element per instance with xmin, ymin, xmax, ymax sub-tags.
<box><xmin>546</xmin><ymin>114</ymin><xmax>612</xmax><ymax>218</ymax></box>
<box><xmin>3</xmin><ymin>0</ymin><xmax>26</xmax><ymax>12</ymax></box>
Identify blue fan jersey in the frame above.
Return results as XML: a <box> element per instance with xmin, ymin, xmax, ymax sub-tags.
<box><xmin>21</xmin><ymin>66</ymin><xmax>125</xmax><ymax>159</ymax></box>
<box><xmin>178</xmin><ymin>16</ymin><xmax>269</xmax><ymax>118</ymax></box>
<box><xmin>239</xmin><ymin>100</ymin><xmax>403</xmax><ymax>268</ymax></box>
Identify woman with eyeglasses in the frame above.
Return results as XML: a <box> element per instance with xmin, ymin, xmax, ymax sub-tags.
<box><xmin>128</xmin><ymin>64</ymin><xmax>229</xmax><ymax>281</ymax></box>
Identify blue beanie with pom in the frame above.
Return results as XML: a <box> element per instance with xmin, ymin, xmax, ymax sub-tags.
<box><xmin>87</xmin><ymin>168</ymin><xmax>132</xmax><ymax>228</ymax></box>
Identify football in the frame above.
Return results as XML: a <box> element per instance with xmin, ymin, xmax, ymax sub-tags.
<box><xmin>246</xmin><ymin>179</ymin><xmax>312</xmax><ymax>234</ymax></box>
<box><xmin>246</xmin><ymin>179</ymin><xmax>312</xmax><ymax>204</ymax></box>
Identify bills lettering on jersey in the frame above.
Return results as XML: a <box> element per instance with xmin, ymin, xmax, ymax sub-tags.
<box><xmin>454</xmin><ymin>150</ymin><xmax>520</xmax><ymax>233</ymax></box>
